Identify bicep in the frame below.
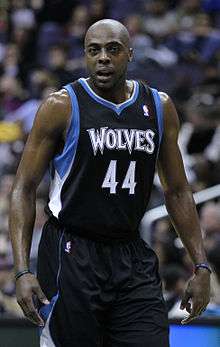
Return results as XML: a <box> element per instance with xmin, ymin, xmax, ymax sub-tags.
<box><xmin>14</xmin><ymin>94</ymin><xmax>68</xmax><ymax>190</ymax></box>
<box><xmin>157</xmin><ymin>94</ymin><xmax>188</xmax><ymax>192</ymax></box>
<box><xmin>16</xmin><ymin>125</ymin><xmax>58</xmax><ymax>189</ymax></box>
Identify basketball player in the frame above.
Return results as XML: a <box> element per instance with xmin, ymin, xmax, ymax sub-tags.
<box><xmin>9</xmin><ymin>19</ymin><xmax>211</xmax><ymax>347</ymax></box>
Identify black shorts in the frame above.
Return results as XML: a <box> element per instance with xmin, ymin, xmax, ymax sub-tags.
<box><xmin>37</xmin><ymin>218</ymin><xmax>169</xmax><ymax>347</ymax></box>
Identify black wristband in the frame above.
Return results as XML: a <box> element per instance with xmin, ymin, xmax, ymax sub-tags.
<box><xmin>195</xmin><ymin>263</ymin><xmax>212</xmax><ymax>274</ymax></box>
<box><xmin>15</xmin><ymin>270</ymin><xmax>33</xmax><ymax>281</ymax></box>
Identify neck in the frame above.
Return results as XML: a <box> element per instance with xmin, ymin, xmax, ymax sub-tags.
<box><xmin>87</xmin><ymin>78</ymin><xmax>133</xmax><ymax>104</ymax></box>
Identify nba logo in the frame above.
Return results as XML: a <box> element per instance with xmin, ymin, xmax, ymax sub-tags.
<box><xmin>65</xmin><ymin>241</ymin><xmax>72</xmax><ymax>253</ymax></box>
<box><xmin>143</xmin><ymin>105</ymin><xmax>150</xmax><ymax>117</ymax></box>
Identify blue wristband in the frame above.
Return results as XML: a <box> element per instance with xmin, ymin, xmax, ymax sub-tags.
<box><xmin>195</xmin><ymin>263</ymin><xmax>212</xmax><ymax>274</ymax></box>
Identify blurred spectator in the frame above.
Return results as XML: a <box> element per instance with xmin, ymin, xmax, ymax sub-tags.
<box><xmin>0</xmin><ymin>263</ymin><xmax>22</xmax><ymax>317</ymax></box>
<box><xmin>0</xmin><ymin>174</ymin><xmax>15</xmax><ymax>232</ymax></box>
<box><xmin>152</xmin><ymin>219</ymin><xmax>185</xmax><ymax>270</ymax></box>
<box><xmin>65</xmin><ymin>5</ymin><xmax>88</xmax><ymax>74</ymax></box>
<box><xmin>143</xmin><ymin>0</ymin><xmax>178</xmax><ymax>39</ymax></box>
<box><xmin>10</xmin><ymin>0</ymin><xmax>36</xmax><ymax>30</ymax></box>
<box><xmin>178</xmin><ymin>95</ymin><xmax>220</xmax><ymax>189</ymax></box>
<box><xmin>168</xmin><ymin>12</ymin><xmax>220</xmax><ymax>68</ymax></box>
<box><xmin>176</xmin><ymin>0</ymin><xmax>203</xmax><ymax>31</ymax></box>
<box><xmin>48</xmin><ymin>44</ymin><xmax>74</xmax><ymax>88</ymax></box>
<box><xmin>88</xmin><ymin>0</ymin><xmax>108</xmax><ymax>26</ymax></box>
<box><xmin>36</xmin><ymin>21</ymin><xmax>64</xmax><ymax>67</ymax></box>
<box><xmin>109</xmin><ymin>0</ymin><xmax>143</xmax><ymax>21</ymax></box>
<box><xmin>0</xmin><ymin>2</ymin><xmax>8</xmax><ymax>63</ymax></box>
<box><xmin>5</xmin><ymin>69</ymin><xmax>58</xmax><ymax>134</ymax></box>
<box><xmin>0</xmin><ymin>75</ymin><xmax>25</xmax><ymax>117</ymax></box>
<box><xmin>35</xmin><ymin>0</ymin><xmax>76</xmax><ymax>24</ymax></box>
<box><xmin>200</xmin><ymin>202</ymin><xmax>220</xmax><ymax>252</ymax></box>
<box><xmin>0</xmin><ymin>43</ymin><xmax>20</xmax><ymax>78</ymax></box>
<box><xmin>162</xmin><ymin>265</ymin><xmax>188</xmax><ymax>312</ymax></box>
<box><xmin>124</xmin><ymin>14</ymin><xmax>153</xmax><ymax>64</ymax></box>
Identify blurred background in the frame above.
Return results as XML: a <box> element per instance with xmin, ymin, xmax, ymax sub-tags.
<box><xmin>0</xmin><ymin>0</ymin><xmax>220</xmax><ymax>345</ymax></box>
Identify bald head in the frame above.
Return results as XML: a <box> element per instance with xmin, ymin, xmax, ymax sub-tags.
<box><xmin>85</xmin><ymin>19</ymin><xmax>131</xmax><ymax>48</ymax></box>
<box><xmin>84</xmin><ymin>19</ymin><xmax>133</xmax><ymax>91</ymax></box>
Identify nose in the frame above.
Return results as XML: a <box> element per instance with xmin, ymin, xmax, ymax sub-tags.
<box><xmin>98</xmin><ymin>48</ymin><xmax>110</xmax><ymax>64</ymax></box>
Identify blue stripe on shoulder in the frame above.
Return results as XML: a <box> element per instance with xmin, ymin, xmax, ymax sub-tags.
<box><xmin>151</xmin><ymin>88</ymin><xmax>163</xmax><ymax>144</ymax></box>
<box><xmin>53</xmin><ymin>84</ymin><xmax>80</xmax><ymax>179</ymax></box>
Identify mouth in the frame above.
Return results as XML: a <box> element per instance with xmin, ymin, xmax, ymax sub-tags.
<box><xmin>96</xmin><ymin>70</ymin><xmax>114</xmax><ymax>82</ymax></box>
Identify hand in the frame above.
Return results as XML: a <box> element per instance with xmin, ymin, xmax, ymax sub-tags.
<box><xmin>180</xmin><ymin>269</ymin><xmax>210</xmax><ymax>324</ymax></box>
<box><xmin>16</xmin><ymin>273</ymin><xmax>49</xmax><ymax>326</ymax></box>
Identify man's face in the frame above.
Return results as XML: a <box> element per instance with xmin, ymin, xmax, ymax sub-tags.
<box><xmin>85</xmin><ymin>26</ymin><xmax>132</xmax><ymax>90</ymax></box>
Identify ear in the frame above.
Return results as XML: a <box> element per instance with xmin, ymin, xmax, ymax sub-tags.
<box><xmin>128</xmin><ymin>48</ymin><xmax>133</xmax><ymax>62</ymax></box>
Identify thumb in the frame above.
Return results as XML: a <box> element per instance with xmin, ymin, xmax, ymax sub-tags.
<box><xmin>34</xmin><ymin>285</ymin><xmax>50</xmax><ymax>305</ymax></box>
<box><xmin>180</xmin><ymin>289</ymin><xmax>191</xmax><ymax>310</ymax></box>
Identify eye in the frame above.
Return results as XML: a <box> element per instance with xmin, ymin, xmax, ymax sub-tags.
<box><xmin>108</xmin><ymin>46</ymin><xmax>119</xmax><ymax>54</ymax></box>
<box><xmin>88</xmin><ymin>47</ymin><xmax>99</xmax><ymax>55</ymax></box>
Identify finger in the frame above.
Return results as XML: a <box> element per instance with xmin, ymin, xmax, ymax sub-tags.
<box><xmin>198</xmin><ymin>305</ymin><xmax>206</xmax><ymax>316</ymax></box>
<box><xmin>180</xmin><ymin>290</ymin><xmax>191</xmax><ymax>310</ymax></box>
<box><xmin>185</xmin><ymin>302</ymin><xmax>192</xmax><ymax>314</ymax></box>
<box><xmin>19</xmin><ymin>300</ymin><xmax>39</xmax><ymax>326</ymax></box>
<box><xmin>181</xmin><ymin>315</ymin><xmax>195</xmax><ymax>325</ymax></box>
<box><xmin>33</xmin><ymin>286</ymin><xmax>50</xmax><ymax>305</ymax></box>
<box><xmin>19</xmin><ymin>304</ymin><xmax>36</xmax><ymax>325</ymax></box>
<box><xmin>20</xmin><ymin>297</ymin><xmax>45</xmax><ymax>326</ymax></box>
<box><xmin>191</xmin><ymin>297</ymin><xmax>206</xmax><ymax>317</ymax></box>
<box><xmin>181</xmin><ymin>300</ymin><xmax>201</xmax><ymax>324</ymax></box>
<box><xmin>21</xmin><ymin>305</ymin><xmax>43</xmax><ymax>326</ymax></box>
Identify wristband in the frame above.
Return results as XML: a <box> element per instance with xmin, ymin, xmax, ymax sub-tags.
<box><xmin>195</xmin><ymin>263</ymin><xmax>212</xmax><ymax>274</ymax></box>
<box><xmin>15</xmin><ymin>270</ymin><xmax>33</xmax><ymax>281</ymax></box>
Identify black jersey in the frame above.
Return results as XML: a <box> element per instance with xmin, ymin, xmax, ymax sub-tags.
<box><xmin>48</xmin><ymin>78</ymin><xmax>163</xmax><ymax>241</ymax></box>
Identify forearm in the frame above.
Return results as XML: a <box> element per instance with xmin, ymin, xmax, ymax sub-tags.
<box><xmin>164</xmin><ymin>186</ymin><xmax>207</xmax><ymax>265</ymax></box>
<box><xmin>9</xmin><ymin>184</ymin><xmax>36</xmax><ymax>273</ymax></box>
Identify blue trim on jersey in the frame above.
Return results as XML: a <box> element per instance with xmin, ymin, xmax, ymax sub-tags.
<box><xmin>78</xmin><ymin>78</ymin><xmax>139</xmax><ymax>116</ymax></box>
<box><xmin>151</xmin><ymin>88</ymin><xmax>163</xmax><ymax>144</ymax></box>
<box><xmin>53</xmin><ymin>84</ymin><xmax>80</xmax><ymax>179</ymax></box>
<box><xmin>39</xmin><ymin>293</ymin><xmax>59</xmax><ymax>327</ymax></box>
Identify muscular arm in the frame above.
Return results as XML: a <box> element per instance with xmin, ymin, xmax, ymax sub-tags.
<box><xmin>157</xmin><ymin>93</ymin><xmax>206</xmax><ymax>265</ymax></box>
<box><xmin>10</xmin><ymin>90</ymin><xmax>70</xmax><ymax>272</ymax></box>
<box><xmin>157</xmin><ymin>93</ymin><xmax>210</xmax><ymax>323</ymax></box>
<box><xmin>9</xmin><ymin>90</ymin><xmax>70</xmax><ymax>325</ymax></box>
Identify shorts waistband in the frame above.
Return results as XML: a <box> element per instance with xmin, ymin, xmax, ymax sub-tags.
<box><xmin>47</xmin><ymin>217</ymin><xmax>140</xmax><ymax>245</ymax></box>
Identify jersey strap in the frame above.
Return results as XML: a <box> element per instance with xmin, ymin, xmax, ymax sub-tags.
<box><xmin>53</xmin><ymin>84</ymin><xmax>80</xmax><ymax>179</ymax></box>
<box><xmin>150</xmin><ymin>88</ymin><xmax>163</xmax><ymax>144</ymax></box>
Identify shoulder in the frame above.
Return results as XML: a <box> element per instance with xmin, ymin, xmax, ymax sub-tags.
<box><xmin>158</xmin><ymin>91</ymin><xmax>169</xmax><ymax>102</ymax></box>
<box><xmin>35</xmin><ymin>88</ymin><xmax>71</xmax><ymax>134</ymax></box>
<box><xmin>158</xmin><ymin>91</ymin><xmax>180</xmax><ymax>131</ymax></box>
<box><xmin>40</xmin><ymin>88</ymin><xmax>71</xmax><ymax>117</ymax></box>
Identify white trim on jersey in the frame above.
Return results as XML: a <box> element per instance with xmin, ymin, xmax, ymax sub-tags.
<box><xmin>40</xmin><ymin>307</ymin><xmax>57</xmax><ymax>347</ymax></box>
<box><xmin>48</xmin><ymin>159</ymin><xmax>73</xmax><ymax>218</ymax></box>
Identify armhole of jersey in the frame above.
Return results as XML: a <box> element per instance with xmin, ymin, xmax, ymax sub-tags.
<box><xmin>53</xmin><ymin>84</ymin><xmax>80</xmax><ymax>179</ymax></box>
<box><xmin>150</xmin><ymin>88</ymin><xmax>163</xmax><ymax>145</ymax></box>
